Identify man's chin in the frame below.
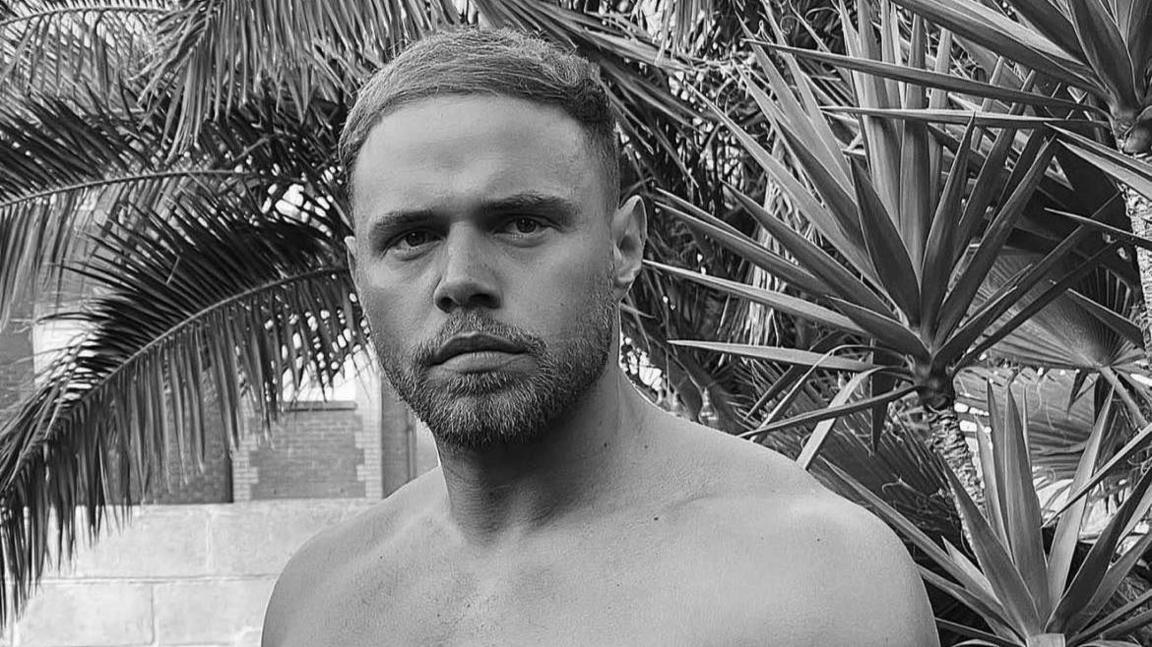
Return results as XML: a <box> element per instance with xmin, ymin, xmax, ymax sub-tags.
<box><xmin>432</xmin><ymin>371</ymin><xmax>523</xmax><ymax>397</ymax></box>
<box><xmin>419</xmin><ymin>399</ymin><xmax>550</xmax><ymax>450</ymax></box>
<box><xmin>406</xmin><ymin>374</ymin><xmax>567</xmax><ymax>447</ymax></box>
<box><xmin>429</xmin><ymin>426</ymin><xmax>549</xmax><ymax>452</ymax></box>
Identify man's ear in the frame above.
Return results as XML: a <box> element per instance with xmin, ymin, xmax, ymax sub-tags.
<box><xmin>610</xmin><ymin>195</ymin><xmax>648</xmax><ymax>298</ymax></box>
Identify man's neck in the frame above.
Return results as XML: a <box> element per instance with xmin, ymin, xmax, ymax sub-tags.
<box><xmin>433</xmin><ymin>367</ymin><xmax>653</xmax><ymax>546</ymax></box>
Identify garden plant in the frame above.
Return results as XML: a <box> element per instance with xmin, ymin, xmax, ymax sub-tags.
<box><xmin>1</xmin><ymin>1</ymin><xmax>1152</xmax><ymax>644</ymax></box>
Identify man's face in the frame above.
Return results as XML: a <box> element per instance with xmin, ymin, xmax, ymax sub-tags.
<box><xmin>348</xmin><ymin>95</ymin><xmax>624</xmax><ymax>449</ymax></box>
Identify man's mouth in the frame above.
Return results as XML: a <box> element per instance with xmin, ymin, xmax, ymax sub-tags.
<box><xmin>429</xmin><ymin>332</ymin><xmax>527</xmax><ymax>365</ymax></box>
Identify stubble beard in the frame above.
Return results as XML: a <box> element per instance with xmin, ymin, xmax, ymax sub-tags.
<box><xmin>376</xmin><ymin>283</ymin><xmax>616</xmax><ymax>450</ymax></box>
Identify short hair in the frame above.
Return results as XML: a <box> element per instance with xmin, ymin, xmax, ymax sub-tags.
<box><xmin>338</xmin><ymin>26</ymin><xmax>622</xmax><ymax>218</ymax></box>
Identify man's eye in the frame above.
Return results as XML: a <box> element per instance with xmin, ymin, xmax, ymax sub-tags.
<box><xmin>393</xmin><ymin>230</ymin><xmax>435</xmax><ymax>249</ymax></box>
<box><xmin>504</xmin><ymin>217</ymin><xmax>544</xmax><ymax>235</ymax></box>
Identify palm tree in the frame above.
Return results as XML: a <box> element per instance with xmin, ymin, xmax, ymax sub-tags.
<box><xmin>835</xmin><ymin>385</ymin><xmax>1152</xmax><ymax>645</ymax></box>
<box><xmin>1</xmin><ymin>0</ymin><xmax>1144</xmax><ymax>638</ymax></box>
<box><xmin>0</xmin><ymin>0</ymin><xmax>741</xmax><ymax>627</ymax></box>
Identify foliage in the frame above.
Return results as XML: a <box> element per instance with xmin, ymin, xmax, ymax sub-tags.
<box><xmin>636</xmin><ymin>3</ymin><xmax>1152</xmax><ymax>642</ymax></box>
<box><xmin>645</xmin><ymin>6</ymin><xmax>1136</xmax><ymax>523</ymax></box>
<box><xmin>831</xmin><ymin>383</ymin><xmax>1152</xmax><ymax>646</ymax></box>
<box><xmin>0</xmin><ymin>0</ymin><xmax>748</xmax><ymax>628</ymax></box>
<box><xmin>885</xmin><ymin>0</ymin><xmax>1152</xmax><ymax>155</ymax></box>
<box><xmin>4</xmin><ymin>0</ymin><xmax>1152</xmax><ymax>642</ymax></box>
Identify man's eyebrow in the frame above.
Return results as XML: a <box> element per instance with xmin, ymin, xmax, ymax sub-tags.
<box><xmin>368</xmin><ymin>211</ymin><xmax>434</xmax><ymax>243</ymax></box>
<box><xmin>478</xmin><ymin>193</ymin><xmax>579</xmax><ymax>221</ymax></box>
<box><xmin>368</xmin><ymin>192</ymin><xmax>580</xmax><ymax>240</ymax></box>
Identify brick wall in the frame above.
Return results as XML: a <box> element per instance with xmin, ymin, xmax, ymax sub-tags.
<box><xmin>239</xmin><ymin>402</ymin><xmax>367</xmax><ymax>500</ymax></box>
<box><xmin>0</xmin><ymin>329</ymin><xmax>33</xmax><ymax>414</ymax></box>
<box><xmin>99</xmin><ymin>393</ymin><xmax>233</xmax><ymax>506</ymax></box>
<box><xmin>380</xmin><ymin>381</ymin><xmax>417</xmax><ymax>496</ymax></box>
<box><xmin>5</xmin><ymin>281</ymin><xmax>430</xmax><ymax>505</ymax></box>
<box><xmin>145</xmin><ymin>400</ymin><xmax>233</xmax><ymax>505</ymax></box>
<box><xmin>0</xmin><ymin>290</ymin><xmax>34</xmax><ymax>416</ymax></box>
<box><xmin>81</xmin><ymin>385</ymin><xmax>410</xmax><ymax>506</ymax></box>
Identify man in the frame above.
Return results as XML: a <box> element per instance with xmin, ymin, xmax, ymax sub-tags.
<box><xmin>262</xmin><ymin>27</ymin><xmax>938</xmax><ymax>646</ymax></box>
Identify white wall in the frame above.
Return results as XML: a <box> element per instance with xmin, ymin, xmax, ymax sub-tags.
<box><xmin>6</xmin><ymin>499</ymin><xmax>377</xmax><ymax>647</ymax></box>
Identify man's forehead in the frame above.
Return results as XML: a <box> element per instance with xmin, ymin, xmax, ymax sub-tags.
<box><xmin>350</xmin><ymin>96</ymin><xmax>604</xmax><ymax>229</ymax></box>
<box><xmin>356</xmin><ymin>95</ymin><xmax>592</xmax><ymax>172</ymax></box>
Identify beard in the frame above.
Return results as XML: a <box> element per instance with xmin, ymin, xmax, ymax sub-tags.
<box><xmin>375</xmin><ymin>280</ymin><xmax>616</xmax><ymax>450</ymax></box>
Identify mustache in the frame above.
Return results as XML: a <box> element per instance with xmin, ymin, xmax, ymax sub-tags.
<box><xmin>412</xmin><ymin>313</ymin><xmax>544</xmax><ymax>366</ymax></box>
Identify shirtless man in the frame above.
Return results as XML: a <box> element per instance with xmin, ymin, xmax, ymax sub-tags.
<box><xmin>261</xmin><ymin>27</ymin><xmax>938</xmax><ymax>646</ymax></box>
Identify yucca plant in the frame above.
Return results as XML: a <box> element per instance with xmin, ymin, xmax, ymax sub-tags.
<box><xmin>835</xmin><ymin>0</ymin><xmax>1152</xmax><ymax>358</ymax></box>
<box><xmin>648</xmin><ymin>4</ymin><xmax>1123</xmax><ymax>506</ymax></box>
<box><xmin>740</xmin><ymin>2</ymin><xmax>1152</xmax><ymax>444</ymax></box>
<box><xmin>955</xmin><ymin>368</ymin><xmax>1142</xmax><ymax>499</ymax></box>
<box><xmin>952</xmin><ymin>248</ymin><xmax>1152</xmax><ymax>492</ymax></box>
<box><xmin>830</xmin><ymin>382</ymin><xmax>1152</xmax><ymax>646</ymax></box>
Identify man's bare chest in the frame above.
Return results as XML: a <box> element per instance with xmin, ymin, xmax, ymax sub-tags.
<box><xmin>279</xmin><ymin>524</ymin><xmax>823</xmax><ymax>647</ymax></box>
<box><xmin>282</xmin><ymin>552</ymin><xmax>682</xmax><ymax>645</ymax></box>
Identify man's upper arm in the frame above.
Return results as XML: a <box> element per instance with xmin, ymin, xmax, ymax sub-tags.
<box><xmin>261</xmin><ymin>535</ymin><xmax>326</xmax><ymax>647</ymax></box>
<box><xmin>817</xmin><ymin>501</ymin><xmax>939</xmax><ymax>646</ymax></box>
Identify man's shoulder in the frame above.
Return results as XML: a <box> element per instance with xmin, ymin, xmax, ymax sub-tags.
<box><xmin>655</xmin><ymin>414</ymin><xmax>825</xmax><ymax>496</ymax></box>
<box><xmin>696</xmin><ymin>489</ymin><xmax>937</xmax><ymax>645</ymax></box>
<box><xmin>669</xmin><ymin>443</ymin><xmax>891</xmax><ymax>560</ymax></box>
<box><xmin>261</xmin><ymin>469</ymin><xmax>444</xmax><ymax>646</ymax></box>
<box><xmin>652</xmin><ymin>421</ymin><xmax>938</xmax><ymax>645</ymax></box>
<box><xmin>291</xmin><ymin>467</ymin><xmax>442</xmax><ymax>566</ymax></box>
<box><xmin>653</xmin><ymin>418</ymin><xmax>887</xmax><ymax>552</ymax></box>
<box><xmin>725</xmin><ymin>483</ymin><xmax>906</xmax><ymax>568</ymax></box>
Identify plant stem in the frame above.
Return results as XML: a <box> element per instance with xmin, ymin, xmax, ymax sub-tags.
<box><xmin>1123</xmin><ymin>155</ymin><xmax>1152</xmax><ymax>360</ymax></box>
<box><xmin>921</xmin><ymin>387</ymin><xmax>985</xmax><ymax>513</ymax></box>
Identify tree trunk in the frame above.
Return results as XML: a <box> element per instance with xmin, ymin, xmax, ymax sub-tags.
<box><xmin>1122</xmin><ymin>156</ymin><xmax>1152</xmax><ymax>357</ymax></box>
<box><xmin>921</xmin><ymin>384</ymin><xmax>985</xmax><ymax>513</ymax></box>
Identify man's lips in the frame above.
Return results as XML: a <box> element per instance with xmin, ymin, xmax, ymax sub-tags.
<box><xmin>429</xmin><ymin>332</ymin><xmax>527</xmax><ymax>365</ymax></box>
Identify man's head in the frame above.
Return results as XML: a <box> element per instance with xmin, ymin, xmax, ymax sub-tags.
<box><xmin>341</xmin><ymin>27</ymin><xmax>647</xmax><ymax>450</ymax></box>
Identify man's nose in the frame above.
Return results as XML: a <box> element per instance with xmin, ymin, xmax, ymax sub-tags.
<box><xmin>432</xmin><ymin>227</ymin><xmax>501</xmax><ymax>312</ymax></box>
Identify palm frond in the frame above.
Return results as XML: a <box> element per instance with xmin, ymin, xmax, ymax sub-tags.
<box><xmin>141</xmin><ymin>0</ymin><xmax>460</xmax><ymax>150</ymax></box>
<box><xmin>0</xmin><ymin>0</ymin><xmax>164</xmax><ymax>101</ymax></box>
<box><xmin>473</xmin><ymin>0</ymin><xmax>699</xmax><ymax>182</ymax></box>
<box><xmin>0</xmin><ymin>83</ymin><xmax>349</xmax><ymax>330</ymax></box>
<box><xmin>621</xmin><ymin>0</ymin><xmax>715</xmax><ymax>55</ymax></box>
<box><xmin>983</xmin><ymin>252</ymin><xmax>1139</xmax><ymax>370</ymax></box>
<box><xmin>0</xmin><ymin>191</ymin><xmax>365</xmax><ymax>626</ymax></box>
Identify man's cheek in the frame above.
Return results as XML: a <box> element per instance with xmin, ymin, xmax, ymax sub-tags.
<box><xmin>362</xmin><ymin>300</ymin><xmax>402</xmax><ymax>347</ymax></box>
